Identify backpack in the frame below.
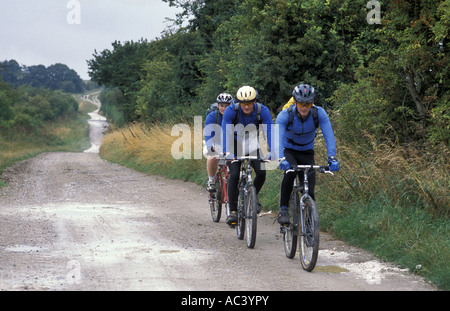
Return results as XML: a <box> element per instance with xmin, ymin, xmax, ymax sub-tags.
<box><xmin>206</xmin><ymin>103</ymin><xmax>220</xmax><ymax>124</ymax></box>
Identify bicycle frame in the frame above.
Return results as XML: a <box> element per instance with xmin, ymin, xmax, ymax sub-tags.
<box><xmin>209</xmin><ymin>159</ymin><xmax>230</xmax><ymax>222</ymax></box>
<box><xmin>235</xmin><ymin>156</ymin><xmax>259</xmax><ymax>248</ymax></box>
<box><xmin>218</xmin><ymin>161</ymin><xmax>230</xmax><ymax>214</ymax></box>
<box><xmin>240</xmin><ymin>157</ymin><xmax>255</xmax><ymax>187</ymax></box>
<box><xmin>236</xmin><ymin>156</ymin><xmax>258</xmax><ymax>208</ymax></box>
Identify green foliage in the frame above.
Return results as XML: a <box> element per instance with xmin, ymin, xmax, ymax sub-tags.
<box><xmin>85</xmin><ymin>0</ymin><xmax>449</xmax><ymax>153</ymax></box>
<box><xmin>0</xmin><ymin>82</ymin><xmax>15</xmax><ymax>124</ymax></box>
<box><xmin>0</xmin><ymin>60</ymin><xmax>84</xmax><ymax>93</ymax></box>
<box><xmin>0</xmin><ymin>80</ymin><xmax>78</xmax><ymax>136</ymax></box>
<box><xmin>136</xmin><ymin>30</ymin><xmax>204</xmax><ymax>123</ymax></box>
<box><xmin>99</xmin><ymin>87</ymin><xmax>127</xmax><ymax>127</ymax></box>
<box><xmin>331</xmin><ymin>0</ymin><xmax>450</xmax><ymax>148</ymax></box>
<box><xmin>87</xmin><ymin>39</ymin><xmax>152</xmax><ymax>121</ymax></box>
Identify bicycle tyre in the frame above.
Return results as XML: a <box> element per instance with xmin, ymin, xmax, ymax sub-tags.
<box><xmin>209</xmin><ymin>177</ymin><xmax>222</xmax><ymax>222</ymax></box>
<box><xmin>245</xmin><ymin>186</ymin><xmax>258</xmax><ymax>249</ymax></box>
<box><xmin>299</xmin><ymin>195</ymin><xmax>319</xmax><ymax>272</ymax></box>
<box><xmin>284</xmin><ymin>191</ymin><xmax>300</xmax><ymax>258</ymax></box>
<box><xmin>236</xmin><ymin>188</ymin><xmax>245</xmax><ymax>240</ymax></box>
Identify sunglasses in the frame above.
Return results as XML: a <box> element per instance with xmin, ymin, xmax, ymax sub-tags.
<box><xmin>240</xmin><ymin>102</ymin><xmax>254</xmax><ymax>107</ymax></box>
<box><xmin>295</xmin><ymin>102</ymin><xmax>312</xmax><ymax>108</ymax></box>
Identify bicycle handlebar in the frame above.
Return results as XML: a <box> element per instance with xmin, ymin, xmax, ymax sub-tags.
<box><xmin>285</xmin><ymin>165</ymin><xmax>334</xmax><ymax>175</ymax></box>
<box><xmin>227</xmin><ymin>155</ymin><xmax>274</xmax><ymax>164</ymax></box>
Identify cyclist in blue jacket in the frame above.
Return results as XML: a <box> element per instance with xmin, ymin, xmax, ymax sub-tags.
<box><xmin>276</xmin><ymin>84</ymin><xmax>340</xmax><ymax>225</ymax></box>
<box><xmin>204</xmin><ymin>93</ymin><xmax>233</xmax><ymax>192</ymax></box>
<box><xmin>222</xmin><ymin>86</ymin><xmax>273</xmax><ymax>226</ymax></box>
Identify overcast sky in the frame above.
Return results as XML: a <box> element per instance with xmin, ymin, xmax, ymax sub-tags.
<box><xmin>0</xmin><ymin>0</ymin><xmax>181</xmax><ymax>80</ymax></box>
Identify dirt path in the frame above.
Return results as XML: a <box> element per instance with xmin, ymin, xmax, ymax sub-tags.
<box><xmin>0</xmin><ymin>94</ymin><xmax>436</xmax><ymax>291</ymax></box>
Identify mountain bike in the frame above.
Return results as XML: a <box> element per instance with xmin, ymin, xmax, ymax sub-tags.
<box><xmin>280</xmin><ymin>164</ymin><xmax>334</xmax><ymax>271</ymax></box>
<box><xmin>234</xmin><ymin>156</ymin><xmax>259</xmax><ymax>249</ymax></box>
<box><xmin>209</xmin><ymin>159</ymin><xmax>230</xmax><ymax>223</ymax></box>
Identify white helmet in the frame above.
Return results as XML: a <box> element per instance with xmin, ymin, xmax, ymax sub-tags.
<box><xmin>236</xmin><ymin>86</ymin><xmax>257</xmax><ymax>102</ymax></box>
<box><xmin>216</xmin><ymin>93</ymin><xmax>233</xmax><ymax>104</ymax></box>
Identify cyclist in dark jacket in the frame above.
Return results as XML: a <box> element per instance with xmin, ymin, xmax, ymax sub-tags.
<box><xmin>222</xmin><ymin>86</ymin><xmax>273</xmax><ymax>226</ymax></box>
<box><xmin>276</xmin><ymin>84</ymin><xmax>340</xmax><ymax>224</ymax></box>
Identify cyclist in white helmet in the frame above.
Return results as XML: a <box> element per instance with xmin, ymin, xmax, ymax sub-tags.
<box><xmin>204</xmin><ymin>93</ymin><xmax>233</xmax><ymax>192</ymax></box>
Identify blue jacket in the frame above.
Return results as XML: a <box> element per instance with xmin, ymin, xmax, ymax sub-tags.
<box><xmin>276</xmin><ymin>105</ymin><xmax>336</xmax><ymax>159</ymax></box>
<box><xmin>221</xmin><ymin>102</ymin><xmax>273</xmax><ymax>155</ymax></box>
<box><xmin>204</xmin><ymin>110</ymin><xmax>222</xmax><ymax>150</ymax></box>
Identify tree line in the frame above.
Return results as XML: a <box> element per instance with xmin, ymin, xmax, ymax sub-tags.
<box><xmin>87</xmin><ymin>0</ymin><xmax>449</xmax><ymax>151</ymax></box>
<box><xmin>0</xmin><ymin>59</ymin><xmax>102</xmax><ymax>137</ymax></box>
<box><xmin>0</xmin><ymin>59</ymin><xmax>87</xmax><ymax>94</ymax></box>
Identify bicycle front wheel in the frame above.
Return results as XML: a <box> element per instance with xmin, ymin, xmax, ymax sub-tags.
<box><xmin>245</xmin><ymin>186</ymin><xmax>258</xmax><ymax>249</ymax></box>
<box><xmin>236</xmin><ymin>188</ymin><xmax>245</xmax><ymax>240</ymax></box>
<box><xmin>209</xmin><ymin>178</ymin><xmax>222</xmax><ymax>222</ymax></box>
<box><xmin>284</xmin><ymin>191</ymin><xmax>300</xmax><ymax>258</ymax></box>
<box><xmin>299</xmin><ymin>195</ymin><xmax>319</xmax><ymax>271</ymax></box>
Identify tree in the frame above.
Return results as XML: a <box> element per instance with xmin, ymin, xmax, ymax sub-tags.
<box><xmin>331</xmin><ymin>0</ymin><xmax>449</xmax><ymax>147</ymax></box>
<box><xmin>0</xmin><ymin>80</ymin><xmax>15</xmax><ymax>125</ymax></box>
<box><xmin>136</xmin><ymin>30</ymin><xmax>204</xmax><ymax>122</ymax></box>
<box><xmin>87</xmin><ymin>39</ymin><xmax>151</xmax><ymax>121</ymax></box>
<box><xmin>46</xmin><ymin>63</ymin><xmax>83</xmax><ymax>93</ymax></box>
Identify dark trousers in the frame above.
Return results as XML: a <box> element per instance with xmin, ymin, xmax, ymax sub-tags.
<box><xmin>280</xmin><ymin>148</ymin><xmax>315</xmax><ymax>207</ymax></box>
<box><xmin>227</xmin><ymin>159</ymin><xmax>266</xmax><ymax>212</ymax></box>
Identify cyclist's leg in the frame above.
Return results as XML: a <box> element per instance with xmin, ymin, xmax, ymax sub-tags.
<box><xmin>206</xmin><ymin>156</ymin><xmax>219</xmax><ymax>192</ymax></box>
<box><xmin>280</xmin><ymin>149</ymin><xmax>299</xmax><ymax>204</ymax></box>
<box><xmin>226</xmin><ymin>160</ymin><xmax>240</xmax><ymax>224</ymax></box>
<box><xmin>278</xmin><ymin>149</ymin><xmax>298</xmax><ymax>224</ymax></box>
<box><xmin>250</xmin><ymin>158</ymin><xmax>266</xmax><ymax>194</ymax></box>
<box><xmin>249</xmin><ymin>157</ymin><xmax>266</xmax><ymax>213</ymax></box>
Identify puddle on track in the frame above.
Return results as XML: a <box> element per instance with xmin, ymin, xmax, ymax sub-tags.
<box><xmin>314</xmin><ymin>265</ymin><xmax>350</xmax><ymax>274</ymax></box>
<box><xmin>4</xmin><ymin>245</ymin><xmax>47</xmax><ymax>253</ymax></box>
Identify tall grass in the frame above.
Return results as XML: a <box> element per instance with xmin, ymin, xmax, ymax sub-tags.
<box><xmin>315</xmin><ymin>135</ymin><xmax>449</xmax><ymax>289</ymax></box>
<box><xmin>100</xmin><ymin>122</ymin><xmax>449</xmax><ymax>290</ymax></box>
<box><xmin>100</xmin><ymin>122</ymin><xmax>206</xmax><ymax>184</ymax></box>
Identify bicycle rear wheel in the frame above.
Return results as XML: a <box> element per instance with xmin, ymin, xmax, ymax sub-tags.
<box><xmin>283</xmin><ymin>191</ymin><xmax>300</xmax><ymax>258</ymax></box>
<box><xmin>245</xmin><ymin>186</ymin><xmax>258</xmax><ymax>249</ymax></box>
<box><xmin>236</xmin><ymin>188</ymin><xmax>245</xmax><ymax>240</ymax></box>
<box><xmin>299</xmin><ymin>195</ymin><xmax>319</xmax><ymax>271</ymax></box>
<box><xmin>209</xmin><ymin>178</ymin><xmax>222</xmax><ymax>222</ymax></box>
